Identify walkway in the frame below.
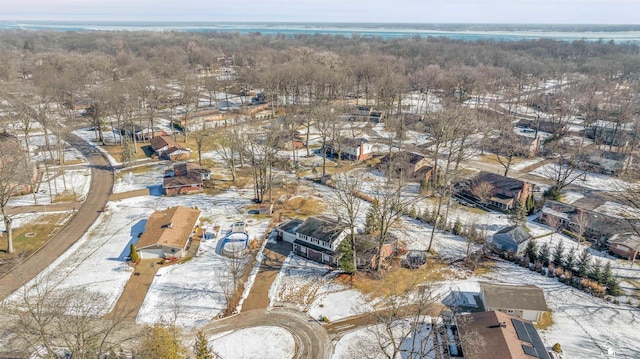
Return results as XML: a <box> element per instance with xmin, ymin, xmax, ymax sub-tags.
<box><xmin>108</xmin><ymin>259</ymin><xmax>161</xmax><ymax>321</ymax></box>
<box><xmin>0</xmin><ymin>133</ymin><xmax>114</xmax><ymax>300</ymax></box>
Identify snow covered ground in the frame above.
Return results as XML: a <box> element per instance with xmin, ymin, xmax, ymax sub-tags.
<box><xmin>4</xmin><ymin>198</ymin><xmax>153</xmax><ymax>315</ymax></box>
<box><xmin>269</xmin><ymin>254</ymin><xmax>372</xmax><ymax>322</ymax></box>
<box><xmin>9</xmin><ymin>168</ymin><xmax>91</xmax><ymax>206</ymax></box>
<box><xmin>113</xmin><ymin>163</ymin><xmax>166</xmax><ymax>194</ymax></box>
<box><xmin>332</xmin><ymin>320</ymin><xmax>437</xmax><ymax>359</ymax></box>
<box><xmin>207</xmin><ymin>326</ymin><xmax>294</xmax><ymax>359</ymax></box>
<box><xmin>530</xmin><ymin>164</ymin><xmax>636</xmax><ymax>192</ymax></box>
<box><xmin>483</xmin><ymin>261</ymin><xmax>640</xmax><ymax>359</ymax></box>
<box><xmin>137</xmin><ymin>191</ymin><xmax>270</xmax><ymax>328</ymax></box>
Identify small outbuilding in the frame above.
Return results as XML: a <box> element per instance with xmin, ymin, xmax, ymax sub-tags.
<box><xmin>490</xmin><ymin>225</ymin><xmax>532</xmax><ymax>254</ymax></box>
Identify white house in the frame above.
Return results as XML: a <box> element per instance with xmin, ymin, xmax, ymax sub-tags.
<box><xmin>136</xmin><ymin>206</ymin><xmax>201</xmax><ymax>259</ymax></box>
<box><xmin>292</xmin><ymin>216</ymin><xmax>347</xmax><ymax>265</ymax></box>
<box><xmin>480</xmin><ymin>282</ymin><xmax>548</xmax><ymax>322</ymax></box>
<box><xmin>275</xmin><ymin>218</ymin><xmax>304</xmax><ymax>243</ymax></box>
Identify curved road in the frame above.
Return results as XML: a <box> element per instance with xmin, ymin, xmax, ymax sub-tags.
<box><xmin>0</xmin><ymin>133</ymin><xmax>113</xmax><ymax>300</ymax></box>
<box><xmin>197</xmin><ymin>308</ymin><xmax>333</xmax><ymax>359</ymax></box>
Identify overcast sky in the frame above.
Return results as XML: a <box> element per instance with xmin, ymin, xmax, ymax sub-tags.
<box><xmin>1</xmin><ymin>0</ymin><xmax>639</xmax><ymax>24</ymax></box>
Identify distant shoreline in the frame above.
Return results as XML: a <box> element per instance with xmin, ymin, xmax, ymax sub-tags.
<box><xmin>1</xmin><ymin>21</ymin><xmax>639</xmax><ymax>43</ymax></box>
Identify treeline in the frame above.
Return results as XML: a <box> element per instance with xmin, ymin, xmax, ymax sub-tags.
<box><xmin>0</xmin><ymin>29</ymin><xmax>639</xmax><ymax>83</ymax></box>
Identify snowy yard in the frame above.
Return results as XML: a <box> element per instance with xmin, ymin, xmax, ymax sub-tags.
<box><xmin>137</xmin><ymin>191</ymin><xmax>270</xmax><ymax>328</ymax></box>
<box><xmin>113</xmin><ymin>163</ymin><xmax>167</xmax><ymax>193</ymax></box>
<box><xmin>332</xmin><ymin>320</ymin><xmax>438</xmax><ymax>359</ymax></box>
<box><xmin>5</xmin><ymin>198</ymin><xmax>153</xmax><ymax>315</ymax></box>
<box><xmin>8</xmin><ymin>168</ymin><xmax>91</xmax><ymax>206</ymax></box>
<box><xmin>530</xmin><ymin>164</ymin><xmax>636</xmax><ymax>192</ymax></box>
<box><xmin>269</xmin><ymin>254</ymin><xmax>373</xmax><ymax>322</ymax></box>
<box><xmin>207</xmin><ymin>326</ymin><xmax>294</xmax><ymax>359</ymax></box>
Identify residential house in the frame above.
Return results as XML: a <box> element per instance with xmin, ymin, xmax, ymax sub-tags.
<box><xmin>584</xmin><ymin>150</ymin><xmax>634</xmax><ymax>175</ymax></box>
<box><xmin>354</xmin><ymin>233</ymin><xmax>399</xmax><ymax>270</ymax></box>
<box><xmin>608</xmin><ymin>234</ymin><xmax>640</xmax><ymax>261</ymax></box>
<box><xmin>275</xmin><ymin>218</ymin><xmax>304</xmax><ymax>243</ymax></box>
<box><xmin>163</xmin><ymin>162</ymin><xmax>211</xmax><ymax>196</ymax></box>
<box><xmin>135</xmin><ymin>127</ymin><xmax>167</xmax><ymax>141</ymax></box>
<box><xmin>135</xmin><ymin>206</ymin><xmax>201</xmax><ymax>259</ymax></box>
<box><xmin>350</xmin><ymin>106</ymin><xmax>386</xmax><ymax>123</ymax></box>
<box><xmin>455</xmin><ymin>311</ymin><xmax>551</xmax><ymax>359</ymax></box>
<box><xmin>490</xmin><ymin>225</ymin><xmax>532</xmax><ymax>254</ymax></box>
<box><xmin>539</xmin><ymin>200</ymin><xmax>630</xmax><ymax>244</ymax></box>
<box><xmin>326</xmin><ymin>137</ymin><xmax>374</xmax><ymax>161</ymax></box>
<box><xmin>480</xmin><ymin>282</ymin><xmax>548</xmax><ymax>322</ymax></box>
<box><xmin>292</xmin><ymin>216</ymin><xmax>347</xmax><ymax>265</ymax></box>
<box><xmin>377</xmin><ymin>151</ymin><xmax>435</xmax><ymax>183</ymax></box>
<box><xmin>460</xmin><ymin>172</ymin><xmax>533</xmax><ymax>210</ymax></box>
<box><xmin>150</xmin><ymin>135</ymin><xmax>191</xmax><ymax>161</ymax></box>
<box><xmin>180</xmin><ymin>109</ymin><xmax>229</xmax><ymax>131</ymax></box>
<box><xmin>516</xmin><ymin>135</ymin><xmax>541</xmax><ymax>158</ymax></box>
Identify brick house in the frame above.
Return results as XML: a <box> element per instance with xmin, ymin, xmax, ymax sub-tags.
<box><xmin>163</xmin><ymin>162</ymin><xmax>211</xmax><ymax>196</ymax></box>
<box><xmin>377</xmin><ymin>151</ymin><xmax>435</xmax><ymax>183</ymax></box>
<box><xmin>608</xmin><ymin>234</ymin><xmax>640</xmax><ymax>261</ymax></box>
<box><xmin>326</xmin><ymin>137</ymin><xmax>374</xmax><ymax>161</ymax></box>
<box><xmin>461</xmin><ymin>172</ymin><xmax>533</xmax><ymax>210</ymax></box>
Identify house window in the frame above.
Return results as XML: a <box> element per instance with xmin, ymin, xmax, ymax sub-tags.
<box><xmin>171</xmin><ymin>249</ymin><xmax>176</xmax><ymax>253</ymax></box>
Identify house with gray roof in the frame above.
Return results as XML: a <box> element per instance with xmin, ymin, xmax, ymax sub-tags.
<box><xmin>292</xmin><ymin>216</ymin><xmax>347</xmax><ymax>265</ymax></box>
<box><xmin>490</xmin><ymin>225</ymin><xmax>532</xmax><ymax>254</ymax></box>
<box><xmin>480</xmin><ymin>282</ymin><xmax>548</xmax><ymax>322</ymax></box>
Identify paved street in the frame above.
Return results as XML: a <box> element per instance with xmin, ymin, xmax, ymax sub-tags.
<box><xmin>0</xmin><ymin>133</ymin><xmax>114</xmax><ymax>300</ymax></box>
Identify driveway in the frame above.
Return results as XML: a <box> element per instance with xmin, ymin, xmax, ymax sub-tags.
<box><xmin>197</xmin><ymin>308</ymin><xmax>332</xmax><ymax>359</ymax></box>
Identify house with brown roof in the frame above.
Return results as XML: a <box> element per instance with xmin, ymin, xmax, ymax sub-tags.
<box><xmin>150</xmin><ymin>135</ymin><xmax>191</xmax><ymax>161</ymax></box>
<box><xmin>608</xmin><ymin>234</ymin><xmax>640</xmax><ymax>261</ymax></box>
<box><xmin>459</xmin><ymin>171</ymin><xmax>533</xmax><ymax>210</ymax></box>
<box><xmin>377</xmin><ymin>150</ymin><xmax>435</xmax><ymax>183</ymax></box>
<box><xmin>136</xmin><ymin>206</ymin><xmax>201</xmax><ymax>259</ymax></box>
<box><xmin>163</xmin><ymin>162</ymin><xmax>211</xmax><ymax>196</ymax></box>
<box><xmin>480</xmin><ymin>282</ymin><xmax>548</xmax><ymax>322</ymax></box>
<box><xmin>456</xmin><ymin>311</ymin><xmax>551</xmax><ymax>359</ymax></box>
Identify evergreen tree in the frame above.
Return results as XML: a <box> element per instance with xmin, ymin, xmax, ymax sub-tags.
<box><xmin>607</xmin><ymin>278</ymin><xmax>622</xmax><ymax>296</ymax></box>
<box><xmin>602</xmin><ymin>261</ymin><xmax>614</xmax><ymax>285</ymax></box>
<box><xmin>120</xmin><ymin>136</ymin><xmax>135</xmax><ymax>168</ymax></box>
<box><xmin>337</xmin><ymin>240</ymin><xmax>356</xmax><ymax>273</ymax></box>
<box><xmin>130</xmin><ymin>243</ymin><xmax>139</xmax><ymax>263</ymax></box>
<box><xmin>511</xmin><ymin>198</ymin><xmax>527</xmax><ymax>226</ymax></box>
<box><xmin>565</xmin><ymin>247</ymin><xmax>577</xmax><ymax>273</ymax></box>
<box><xmin>193</xmin><ymin>330</ymin><xmax>216</xmax><ymax>359</ymax></box>
<box><xmin>525</xmin><ymin>240</ymin><xmax>538</xmax><ymax>263</ymax></box>
<box><xmin>576</xmin><ymin>249</ymin><xmax>592</xmax><ymax>277</ymax></box>
<box><xmin>539</xmin><ymin>243</ymin><xmax>550</xmax><ymax>266</ymax></box>
<box><xmin>552</xmin><ymin>240</ymin><xmax>565</xmax><ymax>267</ymax></box>
<box><xmin>365</xmin><ymin>203</ymin><xmax>379</xmax><ymax>234</ymax></box>
<box><xmin>590</xmin><ymin>259</ymin><xmax>603</xmax><ymax>283</ymax></box>
<box><xmin>453</xmin><ymin>218</ymin><xmax>463</xmax><ymax>235</ymax></box>
<box><xmin>139</xmin><ymin>324</ymin><xmax>186</xmax><ymax>359</ymax></box>
<box><xmin>526</xmin><ymin>194</ymin><xmax>536</xmax><ymax>215</ymax></box>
